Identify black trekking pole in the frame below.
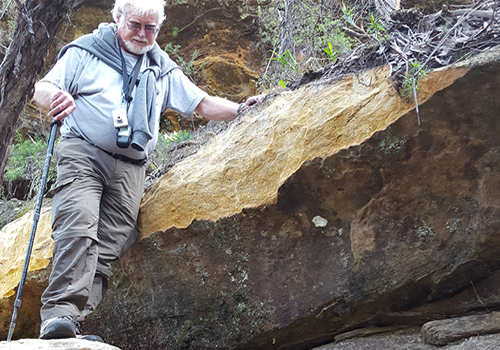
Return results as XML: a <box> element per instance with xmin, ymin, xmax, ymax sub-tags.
<box><xmin>7</xmin><ymin>118</ymin><xmax>61</xmax><ymax>342</ymax></box>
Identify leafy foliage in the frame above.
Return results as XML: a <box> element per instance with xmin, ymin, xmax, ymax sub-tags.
<box><xmin>259</xmin><ymin>0</ymin><xmax>355</xmax><ymax>89</ymax></box>
<box><xmin>341</xmin><ymin>2</ymin><xmax>358</xmax><ymax>27</ymax></box>
<box><xmin>270</xmin><ymin>49</ymin><xmax>299</xmax><ymax>71</ymax></box>
<box><xmin>164</xmin><ymin>130</ymin><xmax>192</xmax><ymax>146</ymax></box>
<box><xmin>367</xmin><ymin>12</ymin><xmax>386</xmax><ymax>34</ymax></box>
<box><xmin>164</xmin><ymin>43</ymin><xmax>206</xmax><ymax>84</ymax></box>
<box><xmin>323</xmin><ymin>42</ymin><xmax>337</xmax><ymax>62</ymax></box>
<box><xmin>4</xmin><ymin>132</ymin><xmax>57</xmax><ymax>200</ymax></box>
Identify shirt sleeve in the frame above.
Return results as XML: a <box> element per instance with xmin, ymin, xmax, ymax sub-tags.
<box><xmin>161</xmin><ymin>69</ymin><xmax>208</xmax><ymax>116</ymax></box>
<box><xmin>40</xmin><ymin>47</ymin><xmax>90</xmax><ymax>96</ymax></box>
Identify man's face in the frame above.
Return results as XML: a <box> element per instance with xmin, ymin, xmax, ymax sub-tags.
<box><xmin>117</xmin><ymin>11</ymin><xmax>158</xmax><ymax>55</ymax></box>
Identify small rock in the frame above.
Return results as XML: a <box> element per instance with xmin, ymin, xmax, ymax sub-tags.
<box><xmin>312</xmin><ymin>216</ymin><xmax>328</xmax><ymax>227</ymax></box>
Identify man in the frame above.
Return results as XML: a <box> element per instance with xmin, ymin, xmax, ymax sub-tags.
<box><xmin>33</xmin><ymin>0</ymin><xmax>264</xmax><ymax>341</ymax></box>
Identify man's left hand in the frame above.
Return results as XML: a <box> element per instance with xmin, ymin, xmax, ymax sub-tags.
<box><xmin>239</xmin><ymin>94</ymin><xmax>266</xmax><ymax>113</ymax></box>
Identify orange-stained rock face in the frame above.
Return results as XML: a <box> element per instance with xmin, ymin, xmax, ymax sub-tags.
<box><xmin>91</xmin><ymin>47</ymin><xmax>500</xmax><ymax>350</ymax></box>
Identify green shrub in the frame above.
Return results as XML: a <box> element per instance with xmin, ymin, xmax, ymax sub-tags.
<box><xmin>4</xmin><ymin>132</ymin><xmax>57</xmax><ymax>199</ymax></box>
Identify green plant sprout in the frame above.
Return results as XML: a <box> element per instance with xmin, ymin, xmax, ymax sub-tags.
<box><xmin>323</xmin><ymin>42</ymin><xmax>337</xmax><ymax>61</ymax></box>
<box><xmin>269</xmin><ymin>50</ymin><xmax>299</xmax><ymax>71</ymax></box>
<box><xmin>367</xmin><ymin>13</ymin><xmax>386</xmax><ymax>34</ymax></box>
<box><xmin>341</xmin><ymin>2</ymin><xmax>358</xmax><ymax>28</ymax></box>
<box><xmin>402</xmin><ymin>60</ymin><xmax>426</xmax><ymax>98</ymax></box>
<box><xmin>268</xmin><ymin>50</ymin><xmax>301</xmax><ymax>89</ymax></box>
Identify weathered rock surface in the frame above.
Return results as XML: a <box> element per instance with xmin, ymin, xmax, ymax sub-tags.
<box><xmin>137</xmin><ymin>64</ymin><xmax>469</xmax><ymax>234</ymax></box>
<box><xmin>3</xmin><ymin>0</ymin><xmax>263</xmax><ymax>341</ymax></box>
<box><xmin>7</xmin><ymin>0</ymin><xmax>500</xmax><ymax>349</ymax></box>
<box><xmin>421</xmin><ymin>312</ymin><xmax>500</xmax><ymax>346</ymax></box>
<box><xmin>313</xmin><ymin>328</ymin><xmax>500</xmax><ymax>350</ymax></box>
<box><xmin>0</xmin><ymin>338</ymin><xmax>121</xmax><ymax>350</ymax></box>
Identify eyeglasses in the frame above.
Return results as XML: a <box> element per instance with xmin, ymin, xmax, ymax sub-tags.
<box><xmin>126</xmin><ymin>21</ymin><xmax>159</xmax><ymax>34</ymax></box>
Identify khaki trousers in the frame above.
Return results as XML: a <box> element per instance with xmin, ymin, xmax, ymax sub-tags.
<box><xmin>40</xmin><ymin>137</ymin><xmax>145</xmax><ymax>323</ymax></box>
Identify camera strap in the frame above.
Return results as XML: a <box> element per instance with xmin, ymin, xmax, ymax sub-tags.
<box><xmin>115</xmin><ymin>49</ymin><xmax>144</xmax><ymax>149</ymax></box>
<box><xmin>119</xmin><ymin>49</ymin><xmax>144</xmax><ymax>108</ymax></box>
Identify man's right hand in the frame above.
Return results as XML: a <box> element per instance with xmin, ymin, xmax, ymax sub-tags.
<box><xmin>33</xmin><ymin>82</ymin><xmax>76</xmax><ymax>121</ymax></box>
<box><xmin>49</xmin><ymin>91</ymin><xmax>76</xmax><ymax>121</ymax></box>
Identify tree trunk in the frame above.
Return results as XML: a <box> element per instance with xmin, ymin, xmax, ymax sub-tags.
<box><xmin>0</xmin><ymin>0</ymin><xmax>85</xmax><ymax>190</ymax></box>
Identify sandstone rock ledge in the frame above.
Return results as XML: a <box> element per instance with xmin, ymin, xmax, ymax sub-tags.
<box><xmin>138</xmin><ymin>55</ymin><xmax>470</xmax><ymax>236</ymax></box>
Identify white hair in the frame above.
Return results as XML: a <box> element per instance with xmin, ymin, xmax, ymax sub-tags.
<box><xmin>112</xmin><ymin>0</ymin><xmax>166</xmax><ymax>26</ymax></box>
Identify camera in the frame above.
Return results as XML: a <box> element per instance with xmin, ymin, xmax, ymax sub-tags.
<box><xmin>113</xmin><ymin>108</ymin><xmax>131</xmax><ymax>148</ymax></box>
<box><xmin>116</xmin><ymin>126</ymin><xmax>132</xmax><ymax>148</ymax></box>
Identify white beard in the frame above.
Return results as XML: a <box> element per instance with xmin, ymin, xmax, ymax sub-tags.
<box><xmin>123</xmin><ymin>36</ymin><xmax>154</xmax><ymax>55</ymax></box>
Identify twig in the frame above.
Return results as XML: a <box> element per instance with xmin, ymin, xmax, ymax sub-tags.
<box><xmin>470</xmin><ymin>280</ymin><xmax>491</xmax><ymax>314</ymax></box>
<box><xmin>422</xmin><ymin>1</ymin><xmax>485</xmax><ymax>69</ymax></box>
<box><xmin>0</xmin><ymin>0</ymin><xmax>13</xmax><ymax>21</ymax></box>
<box><xmin>450</xmin><ymin>9</ymin><xmax>494</xmax><ymax>19</ymax></box>
<box><xmin>411</xmin><ymin>75</ymin><xmax>420</xmax><ymax>125</ymax></box>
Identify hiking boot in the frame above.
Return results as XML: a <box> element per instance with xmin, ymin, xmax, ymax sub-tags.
<box><xmin>77</xmin><ymin>334</ymin><xmax>105</xmax><ymax>343</ymax></box>
<box><xmin>39</xmin><ymin>316</ymin><xmax>80</xmax><ymax>339</ymax></box>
